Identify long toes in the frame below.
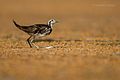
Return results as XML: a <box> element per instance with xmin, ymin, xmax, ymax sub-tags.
<box><xmin>32</xmin><ymin>45</ymin><xmax>39</xmax><ymax>49</ymax></box>
<box><xmin>45</xmin><ymin>46</ymin><xmax>54</xmax><ymax>49</ymax></box>
<box><xmin>35</xmin><ymin>46</ymin><xmax>39</xmax><ymax>49</ymax></box>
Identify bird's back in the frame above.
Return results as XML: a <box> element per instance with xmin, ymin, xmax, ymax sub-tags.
<box><xmin>34</xmin><ymin>24</ymin><xmax>52</xmax><ymax>35</ymax></box>
<box><xmin>13</xmin><ymin>20</ymin><xmax>52</xmax><ymax>36</ymax></box>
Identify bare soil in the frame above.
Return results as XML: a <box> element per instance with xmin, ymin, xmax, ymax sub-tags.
<box><xmin>0</xmin><ymin>0</ymin><xmax>120</xmax><ymax>80</ymax></box>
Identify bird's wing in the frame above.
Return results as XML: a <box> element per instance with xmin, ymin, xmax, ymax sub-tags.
<box><xmin>19</xmin><ymin>24</ymin><xmax>51</xmax><ymax>35</ymax></box>
<box><xmin>35</xmin><ymin>24</ymin><xmax>52</xmax><ymax>35</ymax></box>
<box><xmin>19</xmin><ymin>25</ymin><xmax>39</xmax><ymax>34</ymax></box>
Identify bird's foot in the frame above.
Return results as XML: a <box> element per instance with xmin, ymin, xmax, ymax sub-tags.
<box><xmin>37</xmin><ymin>46</ymin><xmax>54</xmax><ymax>49</ymax></box>
<box><xmin>32</xmin><ymin>44</ymin><xmax>39</xmax><ymax>49</ymax></box>
<box><xmin>45</xmin><ymin>46</ymin><xmax>54</xmax><ymax>49</ymax></box>
<box><xmin>32</xmin><ymin>44</ymin><xmax>54</xmax><ymax>49</ymax></box>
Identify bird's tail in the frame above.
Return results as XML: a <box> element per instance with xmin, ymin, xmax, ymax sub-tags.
<box><xmin>13</xmin><ymin>20</ymin><xmax>22</xmax><ymax>29</ymax></box>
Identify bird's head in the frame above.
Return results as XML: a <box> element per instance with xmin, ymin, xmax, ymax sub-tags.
<box><xmin>48</xmin><ymin>19</ymin><xmax>58</xmax><ymax>27</ymax></box>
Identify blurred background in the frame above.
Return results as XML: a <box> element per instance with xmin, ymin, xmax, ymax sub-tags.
<box><xmin>0</xmin><ymin>0</ymin><xmax>120</xmax><ymax>40</ymax></box>
<box><xmin>0</xmin><ymin>0</ymin><xmax>120</xmax><ymax>80</ymax></box>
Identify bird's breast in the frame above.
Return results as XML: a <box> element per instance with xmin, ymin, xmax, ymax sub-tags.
<box><xmin>36</xmin><ymin>28</ymin><xmax>52</xmax><ymax>36</ymax></box>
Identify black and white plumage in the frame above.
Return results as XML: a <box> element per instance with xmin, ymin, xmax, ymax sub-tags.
<box><xmin>13</xmin><ymin>19</ymin><xmax>58</xmax><ymax>48</ymax></box>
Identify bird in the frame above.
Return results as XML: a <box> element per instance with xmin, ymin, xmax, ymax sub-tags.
<box><xmin>13</xmin><ymin>19</ymin><xmax>58</xmax><ymax>48</ymax></box>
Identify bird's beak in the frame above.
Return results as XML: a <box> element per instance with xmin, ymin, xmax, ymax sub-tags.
<box><xmin>56</xmin><ymin>21</ymin><xmax>59</xmax><ymax>23</ymax></box>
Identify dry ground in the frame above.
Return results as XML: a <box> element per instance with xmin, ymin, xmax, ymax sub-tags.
<box><xmin>0</xmin><ymin>0</ymin><xmax>120</xmax><ymax>80</ymax></box>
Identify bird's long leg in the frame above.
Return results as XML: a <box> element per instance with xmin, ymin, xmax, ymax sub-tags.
<box><xmin>30</xmin><ymin>36</ymin><xmax>39</xmax><ymax>49</ymax></box>
<box><xmin>28</xmin><ymin>35</ymin><xmax>53</xmax><ymax>49</ymax></box>
<box><xmin>37</xmin><ymin>36</ymin><xmax>53</xmax><ymax>49</ymax></box>
<box><xmin>27</xmin><ymin>35</ymin><xmax>33</xmax><ymax>48</ymax></box>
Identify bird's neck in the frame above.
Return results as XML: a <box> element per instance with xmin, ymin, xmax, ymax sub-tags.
<box><xmin>48</xmin><ymin>22</ymin><xmax>53</xmax><ymax>27</ymax></box>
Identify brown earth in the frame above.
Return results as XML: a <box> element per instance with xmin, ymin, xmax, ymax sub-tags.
<box><xmin>0</xmin><ymin>0</ymin><xmax>120</xmax><ymax>80</ymax></box>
